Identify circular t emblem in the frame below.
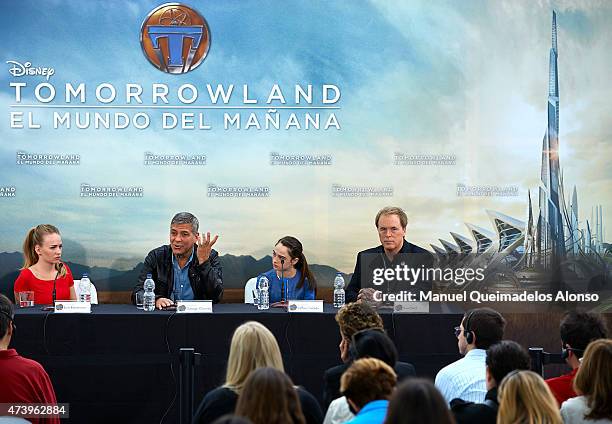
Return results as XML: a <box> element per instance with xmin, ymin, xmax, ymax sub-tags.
<box><xmin>140</xmin><ymin>3</ymin><xmax>211</xmax><ymax>74</ymax></box>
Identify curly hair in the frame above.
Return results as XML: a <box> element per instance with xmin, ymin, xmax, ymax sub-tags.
<box><xmin>335</xmin><ymin>302</ymin><xmax>383</xmax><ymax>340</ymax></box>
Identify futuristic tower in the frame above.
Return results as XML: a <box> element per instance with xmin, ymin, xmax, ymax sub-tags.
<box><xmin>536</xmin><ymin>11</ymin><xmax>565</xmax><ymax>268</ymax></box>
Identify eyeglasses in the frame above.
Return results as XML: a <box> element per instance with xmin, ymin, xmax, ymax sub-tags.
<box><xmin>454</xmin><ymin>326</ymin><xmax>462</xmax><ymax>338</ymax></box>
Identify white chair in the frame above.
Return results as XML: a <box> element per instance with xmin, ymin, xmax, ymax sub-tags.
<box><xmin>74</xmin><ymin>279</ymin><xmax>99</xmax><ymax>304</ymax></box>
<box><xmin>244</xmin><ymin>277</ymin><xmax>258</xmax><ymax>304</ymax></box>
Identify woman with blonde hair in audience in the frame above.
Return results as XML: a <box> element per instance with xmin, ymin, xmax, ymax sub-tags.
<box><xmin>497</xmin><ymin>370</ymin><xmax>562</xmax><ymax>424</ymax></box>
<box><xmin>192</xmin><ymin>321</ymin><xmax>322</xmax><ymax>424</ymax></box>
<box><xmin>561</xmin><ymin>339</ymin><xmax>612</xmax><ymax>423</ymax></box>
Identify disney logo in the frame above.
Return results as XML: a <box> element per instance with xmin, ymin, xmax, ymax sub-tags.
<box><xmin>7</xmin><ymin>61</ymin><xmax>55</xmax><ymax>80</ymax></box>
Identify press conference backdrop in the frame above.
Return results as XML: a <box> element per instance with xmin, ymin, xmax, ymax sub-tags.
<box><xmin>1</xmin><ymin>1</ymin><xmax>610</xmax><ymax>309</ymax></box>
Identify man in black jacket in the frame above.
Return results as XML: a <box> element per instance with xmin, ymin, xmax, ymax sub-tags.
<box><xmin>346</xmin><ymin>206</ymin><xmax>432</xmax><ymax>303</ymax></box>
<box><xmin>450</xmin><ymin>340</ymin><xmax>530</xmax><ymax>424</ymax></box>
<box><xmin>132</xmin><ymin>212</ymin><xmax>223</xmax><ymax>308</ymax></box>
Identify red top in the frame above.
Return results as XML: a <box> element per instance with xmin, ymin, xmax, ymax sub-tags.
<box><xmin>0</xmin><ymin>349</ymin><xmax>60</xmax><ymax>424</ymax></box>
<box><xmin>546</xmin><ymin>367</ymin><xmax>578</xmax><ymax>406</ymax></box>
<box><xmin>13</xmin><ymin>264</ymin><xmax>74</xmax><ymax>305</ymax></box>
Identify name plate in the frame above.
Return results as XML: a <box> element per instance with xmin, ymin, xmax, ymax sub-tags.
<box><xmin>54</xmin><ymin>301</ymin><xmax>91</xmax><ymax>313</ymax></box>
<box><xmin>393</xmin><ymin>301</ymin><xmax>429</xmax><ymax>314</ymax></box>
<box><xmin>176</xmin><ymin>300</ymin><xmax>213</xmax><ymax>314</ymax></box>
<box><xmin>287</xmin><ymin>300</ymin><xmax>324</xmax><ymax>313</ymax></box>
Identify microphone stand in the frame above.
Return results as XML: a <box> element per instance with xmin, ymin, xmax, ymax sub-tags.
<box><xmin>272</xmin><ymin>258</ymin><xmax>288</xmax><ymax>308</ymax></box>
<box><xmin>41</xmin><ymin>265</ymin><xmax>61</xmax><ymax>311</ymax></box>
<box><xmin>281</xmin><ymin>259</ymin><xmax>285</xmax><ymax>302</ymax></box>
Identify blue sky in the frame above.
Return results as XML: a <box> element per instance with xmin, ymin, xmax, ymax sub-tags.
<box><xmin>1</xmin><ymin>0</ymin><xmax>610</xmax><ymax>271</ymax></box>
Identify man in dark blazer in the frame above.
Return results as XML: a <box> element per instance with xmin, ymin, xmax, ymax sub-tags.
<box><xmin>345</xmin><ymin>206</ymin><xmax>432</xmax><ymax>303</ymax></box>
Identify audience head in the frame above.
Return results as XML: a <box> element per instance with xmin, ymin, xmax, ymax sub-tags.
<box><xmin>352</xmin><ymin>328</ymin><xmax>398</xmax><ymax>367</ymax></box>
<box><xmin>559</xmin><ymin>310</ymin><xmax>607</xmax><ymax>366</ymax></box>
<box><xmin>573</xmin><ymin>338</ymin><xmax>612</xmax><ymax>420</ymax></box>
<box><xmin>383</xmin><ymin>378</ymin><xmax>455</xmax><ymax>424</ymax></box>
<box><xmin>335</xmin><ymin>302</ymin><xmax>384</xmax><ymax>362</ymax></box>
<box><xmin>336</xmin><ymin>302</ymin><xmax>383</xmax><ymax>341</ymax></box>
<box><xmin>497</xmin><ymin>370</ymin><xmax>561</xmax><ymax>424</ymax></box>
<box><xmin>224</xmin><ymin>321</ymin><xmax>284</xmax><ymax>394</ymax></box>
<box><xmin>0</xmin><ymin>294</ymin><xmax>15</xmax><ymax>346</ymax></box>
<box><xmin>235</xmin><ymin>367</ymin><xmax>305</xmax><ymax>424</ymax></box>
<box><xmin>22</xmin><ymin>224</ymin><xmax>65</xmax><ymax>275</ymax></box>
<box><xmin>340</xmin><ymin>357</ymin><xmax>397</xmax><ymax>414</ymax></box>
<box><xmin>457</xmin><ymin>308</ymin><xmax>505</xmax><ymax>354</ymax></box>
<box><xmin>485</xmin><ymin>340</ymin><xmax>530</xmax><ymax>390</ymax></box>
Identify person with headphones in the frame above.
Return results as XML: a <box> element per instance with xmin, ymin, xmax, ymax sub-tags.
<box><xmin>0</xmin><ymin>294</ymin><xmax>60</xmax><ymax>423</ymax></box>
<box><xmin>451</xmin><ymin>340</ymin><xmax>531</xmax><ymax>424</ymax></box>
<box><xmin>435</xmin><ymin>308</ymin><xmax>506</xmax><ymax>404</ymax></box>
<box><xmin>545</xmin><ymin>310</ymin><xmax>608</xmax><ymax>406</ymax></box>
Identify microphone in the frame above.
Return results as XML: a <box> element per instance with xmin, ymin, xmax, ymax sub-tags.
<box><xmin>280</xmin><ymin>258</ymin><xmax>285</xmax><ymax>303</ymax></box>
<box><xmin>41</xmin><ymin>263</ymin><xmax>63</xmax><ymax>311</ymax></box>
<box><xmin>52</xmin><ymin>263</ymin><xmax>63</xmax><ymax>305</ymax></box>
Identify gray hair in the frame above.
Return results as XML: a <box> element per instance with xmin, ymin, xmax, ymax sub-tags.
<box><xmin>171</xmin><ymin>212</ymin><xmax>199</xmax><ymax>234</ymax></box>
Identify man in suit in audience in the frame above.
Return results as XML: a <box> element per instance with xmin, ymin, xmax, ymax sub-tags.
<box><xmin>545</xmin><ymin>310</ymin><xmax>608</xmax><ymax>406</ymax></box>
<box><xmin>131</xmin><ymin>212</ymin><xmax>223</xmax><ymax>309</ymax></box>
<box><xmin>0</xmin><ymin>294</ymin><xmax>60</xmax><ymax>424</ymax></box>
<box><xmin>435</xmin><ymin>307</ymin><xmax>506</xmax><ymax>404</ymax></box>
<box><xmin>323</xmin><ymin>302</ymin><xmax>415</xmax><ymax>409</ymax></box>
<box><xmin>451</xmin><ymin>340</ymin><xmax>530</xmax><ymax>424</ymax></box>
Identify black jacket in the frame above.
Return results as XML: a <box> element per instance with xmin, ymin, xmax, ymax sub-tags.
<box><xmin>193</xmin><ymin>386</ymin><xmax>322</xmax><ymax>424</ymax></box>
<box><xmin>345</xmin><ymin>239</ymin><xmax>433</xmax><ymax>302</ymax></box>
<box><xmin>451</xmin><ymin>387</ymin><xmax>498</xmax><ymax>424</ymax></box>
<box><xmin>322</xmin><ymin>361</ymin><xmax>416</xmax><ymax>409</ymax></box>
<box><xmin>131</xmin><ymin>244</ymin><xmax>223</xmax><ymax>303</ymax></box>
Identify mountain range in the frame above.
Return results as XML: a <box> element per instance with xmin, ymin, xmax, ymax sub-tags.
<box><xmin>0</xmin><ymin>251</ymin><xmax>349</xmax><ymax>298</ymax></box>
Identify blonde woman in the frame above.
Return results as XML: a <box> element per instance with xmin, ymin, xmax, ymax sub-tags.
<box><xmin>13</xmin><ymin>225</ymin><xmax>76</xmax><ymax>305</ymax></box>
<box><xmin>192</xmin><ymin>321</ymin><xmax>322</xmax><ymax>424</ymax></box>
<box><xmin>497</xmin><ymin>370</ymin><xmax>562</xmax><ymax>424</ymax></box>
<box><xmin>561</xmin><ymin>339</ymin><xmax>612</xmax><ymax>423</ymax></box>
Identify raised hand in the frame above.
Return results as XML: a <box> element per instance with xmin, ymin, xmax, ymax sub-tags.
<box><xmin>196</xmin><ymin>231</ymin><xmax>219</xmax><ymax>265</ymax></box>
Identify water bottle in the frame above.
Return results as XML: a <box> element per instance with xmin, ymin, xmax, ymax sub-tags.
<box><xmin>79</xmin><ymin>274</ymin><xmax>91</xmax><ymax>303</ymax></box>
<box><xmin>257</xmin><ymin>276</ymin><xmax>270</xmax><ymax>310</ymax></box>
<box><xmin>143</xmin><ymin>273</ymin><xmax>156</xmax><ymax>312</ymax></box>
<box><xmin>333</xmin><ymin>273</ymin><xmax>345</xmax><ymax>308</ymax></box>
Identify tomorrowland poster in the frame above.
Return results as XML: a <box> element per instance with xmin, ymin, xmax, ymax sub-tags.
<box><xmin>1</xmin><ymin>0</ymin><xmax>610</xmax><ymax>311</ymax></box>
